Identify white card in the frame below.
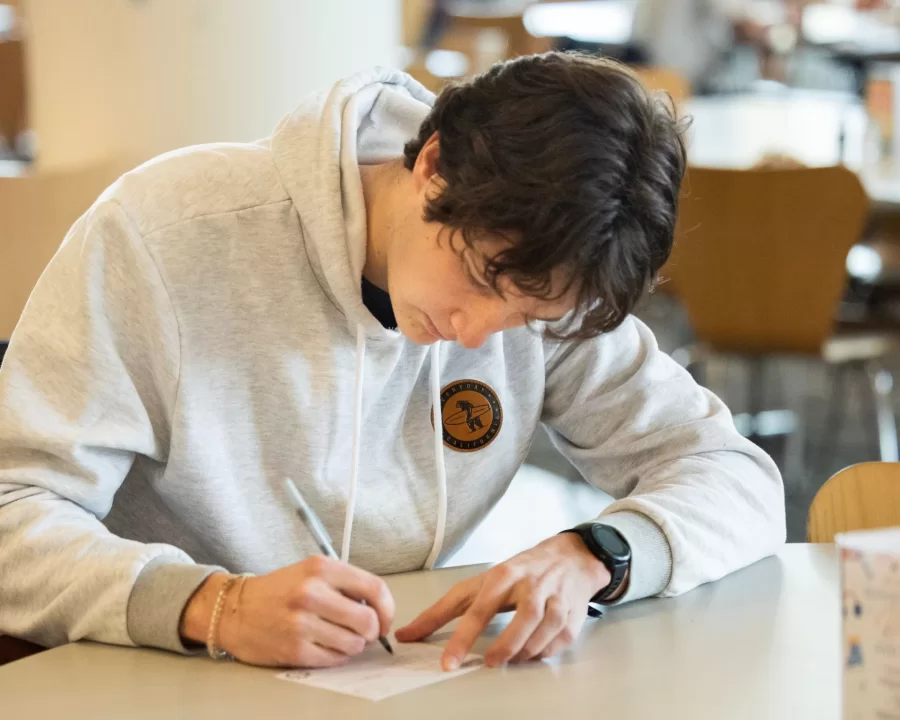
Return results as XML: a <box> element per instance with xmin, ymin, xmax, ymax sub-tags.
<box><xmin>276</xmin><ymin>642</ymin><xmax>483</xmax><ymax>701</ymax></box>
<box><xmin>837</xmin><ymin>528</ymin><xmax>900</xmax><ymax>719</ymax></box>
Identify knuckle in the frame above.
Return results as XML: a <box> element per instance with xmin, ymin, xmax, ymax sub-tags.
<box><xmin>371</xmin><ymin>578</ymin><xmax>392</xmax><ymax>608</ymax></box>
<box><xmin>291</xmin><ymin>612</ymin><xmax>313</xmax><ymax>638</ymax></box>
<box><xmin>295</xmin><ymin>644</ymin><xmax>317</xmax><ymax>668</ymax></box>
<box><xmin>305</xmin><ymin>555</ymin><xmax>330</xmax><ymax>576</ymax></box>
<box><xmin>468</xmin><ymin>603</ymin><xmax>494</xmax><ymax>625</ymax></box>
<box><xmin>350</xmin><ymin>634</ymin><xmax>367</xmax><ymax>655</ymax></box>
<box><xmin>545</xmin><ymin>601</ymin><xmax>566</xmax><ymax>627</ymax></box>
<box><xmin>382</xmin><ymin>583</ymin><xmax>396</xmax><ymax>615</ymax></box>
<box><xmin>360</xmin><ymin>606</ymin><xmax>380</xmax><ymax>640</ymax></box>
<box><xmin>292</xmin><ymin>580</ymin><xmax>320</xmax><ymax>610</ymax></box>
<box><xmin>520</xmin><ymin>599</ymin><xmax>543</xmax><ymax>621</ymax></box>
<box><xmin>490</xmin><ymin>564</ymin><xmax>515</xmax><ymax>584</ymax></box>
<box><xmin>490</xmin><ymin>643</ymin><xmax>514</xmax><ymax>662</ymax></box>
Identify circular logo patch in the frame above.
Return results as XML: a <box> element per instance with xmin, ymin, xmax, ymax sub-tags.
<box><xmin>431</xmin><ymin>379</ymin><xmax>503</xmax><ymax>452</ymax></box>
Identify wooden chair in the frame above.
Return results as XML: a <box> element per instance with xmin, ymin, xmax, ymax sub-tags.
<box><xmin>0</xmin><ymin>160</ymin><xmax>129</xmax><ymax>338</ymax></box>
<box><xmin>669</xmin><ymin>166</ymin><xmax>869</xmax><ymax>355</ymax></box>
<box><xmin>0</xmin><ymin>38</ymin><xmax>27</xmax><ymax>156</ymax></box>
<box><xmin>666</xmin><ymin>166</ymin><xmax>900</xmax><ymax>466</ymax></box>
<box><xmin>447</xmin><ymin>3</ymin><xmax>552</xmax><ymax>69</ymax></box>
<box><xmin>402</xmin><ymin>0</ymin><xmax>548</xmax><ymax>88</ymax></box>
<box><xmin>808</xmin><ymin>462</ymin><xmax>900</xmax><ymax>542</ymax></box>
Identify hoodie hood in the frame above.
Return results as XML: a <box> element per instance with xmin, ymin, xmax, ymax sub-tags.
<box><xmin>271</xmin><ymin>69</ymin><xmax>447</xmax><ymax>568</ymax></box>
<box><xmin>271</xmin><ymin>67</ymin><xmax>435</xmax><ymax>341</ymax></box>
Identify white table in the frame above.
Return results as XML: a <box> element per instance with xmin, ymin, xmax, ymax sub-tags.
<box><xmin>0</xmin><ymin>4</ymin><xmax>15</xmax><ymax>38</ymax></box>
<box><xmin>685</xmin><ymin>90</ymin><xmax>900</xmax><ymax>210</ymax></box>
<box><xmin>0</xmin><ymin>545</ymin><xmax>840</xmax><ymax>719</ymax></box>
<box><xmin>523</xmin><ymin>0</ymin><xmax>636</xmax><ymax>46</ymax></box>
<box><xmin>803</xmin><ymin>2</ymin><xmax>900</xmax><ymax>60</ymax></box>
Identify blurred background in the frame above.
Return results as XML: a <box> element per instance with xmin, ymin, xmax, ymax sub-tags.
<box><xmin>3</xmin><ymin>0</ymin><xmax>900</xmax><ymax>564</ymax></box>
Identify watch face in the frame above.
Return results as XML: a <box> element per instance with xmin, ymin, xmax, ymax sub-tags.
<box><xmin>591</xmin><ymin>525</ymin><xmax>630</xmax><ymax>559</ymax></box>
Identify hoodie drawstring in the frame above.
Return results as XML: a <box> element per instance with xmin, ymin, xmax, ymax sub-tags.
<box><xmin>340</xmin><ymin>324</ymin><xmax>367</xmax><ymax>562</ymax></box>
<box><xmin>341</xmin><ymin>324</ymin><xmax>448</xmax><ymax>570</ymax></box>
<box><xmin>424</xmin><ymin>341</ymin><xmax>447</xmax><ymax>569</ymax></box>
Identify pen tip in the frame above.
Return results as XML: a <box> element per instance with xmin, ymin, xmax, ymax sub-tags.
<box><xmin>380</xmin><ymin>636</ymin><xmax>394</xmax><ymax>654</ymax></box>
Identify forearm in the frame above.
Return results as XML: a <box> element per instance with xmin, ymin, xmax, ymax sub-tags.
<box><xmin>0</xmin><ymin>487</ymin><xmax>209</xmax><ymax>649</ymax></box>
<box><xmin>543</xmin><ymin>317</ymin><xmax>784</xmax><ymax>600</ymax></box>
<box><xmin>601</xmin><ymin>452</ymin><xmax>785</xmax><ymax>597</ymax></box>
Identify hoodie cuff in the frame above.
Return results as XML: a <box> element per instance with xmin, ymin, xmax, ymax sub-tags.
<box><xmin>595</xmin><ymin>511</ymin><xmax>673</xmax><ymax>605</ymax></box>
<box><xmin>126</xmin><ymin>557</ymin><xmax>226</xmax><ymax>654</ymax></box>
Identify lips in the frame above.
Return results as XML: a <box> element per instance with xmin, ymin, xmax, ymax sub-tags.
<box><xmin>424</xmin><ymin>314</ymin><xmax>448</xmax><ymax>341</ymax></box>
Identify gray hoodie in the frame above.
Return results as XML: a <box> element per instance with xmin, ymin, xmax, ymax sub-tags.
<box><xmin>0</xmin><ymin>68</ymin><xmax>785</xmax><ymax>655</ymax></box>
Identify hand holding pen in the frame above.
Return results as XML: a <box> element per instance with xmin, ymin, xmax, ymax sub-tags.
<box><xmin>178</xmin><ymin>482</ymin><xmax>396</xmax><ymax>668</ymax></box>
<box><xmin>285</xmin><ymin>478</ymin><xmax>394</xmax><ymax>654</ymax></box>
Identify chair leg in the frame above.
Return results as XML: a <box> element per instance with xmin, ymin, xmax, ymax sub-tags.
<box><xmin>867</xmin><ymin>362</ymin><xmax>899</xmax><ymax>462</ymax></box>
<box><xmin>784</xmin><ymin>409</ymin><xmax>806</xmax><ymax>481</ymax></box>
<box><xmin>819</xmin><ymin>364</ymin><xmax>849</xmax><ymax>477</ymax></box>
<box><xmin>747</xmin><ymin>357</ymin><xmax>765</xmax><ymax>441</ymax></box>
<box><xmin>779</xmin><ymin>362</ymin><xmax>806</xmax><ymax>481</ymax></box>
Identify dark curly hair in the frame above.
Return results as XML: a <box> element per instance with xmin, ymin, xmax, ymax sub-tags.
<box><xmin>402</xmin><ymin>52</ymin><xmax>688</xmax><ymax>340</ymax></box>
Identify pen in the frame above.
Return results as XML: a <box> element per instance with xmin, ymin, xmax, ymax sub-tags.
<box><xmin>284</xmin><ymin>478</ymin><xmax>394</xmax><ymax>655</ymax></box>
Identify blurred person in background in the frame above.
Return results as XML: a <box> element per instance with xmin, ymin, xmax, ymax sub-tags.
<box><xmin>420</xmin><ymin>0</ymin><xmax>457</xmax><ymax>52</ymax></box>
<box><xmin>418</xmin><ymin>0</ymin><xmax>497</xmax><ymax>55</ymax></box>
<box><xmin>631</xmin><ymin>0</ymin><xmax>781</xmax><ymax>92</ymax></box>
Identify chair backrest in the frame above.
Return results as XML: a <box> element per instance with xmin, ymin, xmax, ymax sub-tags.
<box><xmin>0</xmin><ymin>38</ymin><xmax>27</xmax><ymax>149</ymax></box>
<box><xmin>666</xmin><ymin>166</ymin><xmax>869</xmax><ymax>355</ymax></box>
<box><xmin>0</xmin><ymin>161</ymin><xmax>130</xmax><ymax>338</ymax></box>
<box><xmin>808</xmin><ymin>462</ymin><xmax>900</xmax><ymax>542</ymax></box>
<box><xmin>448</xmin><ymin>9</ymin><xmax>550</xmax><ymax>61</ymax></box>
<box><xmin>633</xmin><ymin>66</ymin><xmax>691</xmax><ymax>108</ymax></box>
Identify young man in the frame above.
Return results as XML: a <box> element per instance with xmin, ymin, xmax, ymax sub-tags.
<box><xmin>0</xmin><ymin>53</ymin><xmax>784</xmax><ymax>671</ymax></box>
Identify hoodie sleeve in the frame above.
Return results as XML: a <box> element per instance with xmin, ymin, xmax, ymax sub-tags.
<box><xmin>0</xmin><ymin>199</ymin><xmax>223</xmax><ymax>653</ymax></box>
<box><xmin>542</xmin><ymin>316</ymin><xmax>785</xmax><ymax>604</ymax></box>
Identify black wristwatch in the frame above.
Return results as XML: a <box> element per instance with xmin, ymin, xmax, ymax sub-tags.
<box><xmin>561</xmin><ymin>523</ymin><xmax>631</xmax><ymax>603</ymax></box>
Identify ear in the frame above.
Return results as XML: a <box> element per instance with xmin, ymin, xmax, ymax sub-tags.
<box><xmin>412</xmin><ymin>132</ymin><xmax>441</xmax><ymax>194</ymax></box>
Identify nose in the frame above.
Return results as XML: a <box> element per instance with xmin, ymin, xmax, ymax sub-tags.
<box><xmin>449</xmin><ymin>309</ymin><xmax>497</xmax><ymax>349</ymax></box>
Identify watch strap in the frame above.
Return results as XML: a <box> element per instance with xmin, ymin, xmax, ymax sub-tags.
<box><xmin>562</xmin><ymin>524</ymin><xmax>630</xmax><ymax>603</ymax></box>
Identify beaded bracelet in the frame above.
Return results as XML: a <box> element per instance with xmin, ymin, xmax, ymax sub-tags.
<box><xmin>207</xmin><ymin>573</ymin><xmax>254</xmax><ymax>661</ymax></box>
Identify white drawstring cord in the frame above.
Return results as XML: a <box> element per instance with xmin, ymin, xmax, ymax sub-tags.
<box><xmin>340</xmin><ymin>324</ymin><xmax>367</xmax><ymax>562</ymax></box>
<box><xmin>341</xmin><ymin>326</ymin><xmax>447</xmax><ymax>571</ymax></box>
<box><xmin>424</xmin><ymin>341</ymin><xmax>447</xmax><ymax>570</ymax></box>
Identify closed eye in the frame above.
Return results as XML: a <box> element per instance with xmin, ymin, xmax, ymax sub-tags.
<box><xmin>464</xmin><ymin>260</ymin><xmax>498</xmax><ymax>296</ymax></box>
